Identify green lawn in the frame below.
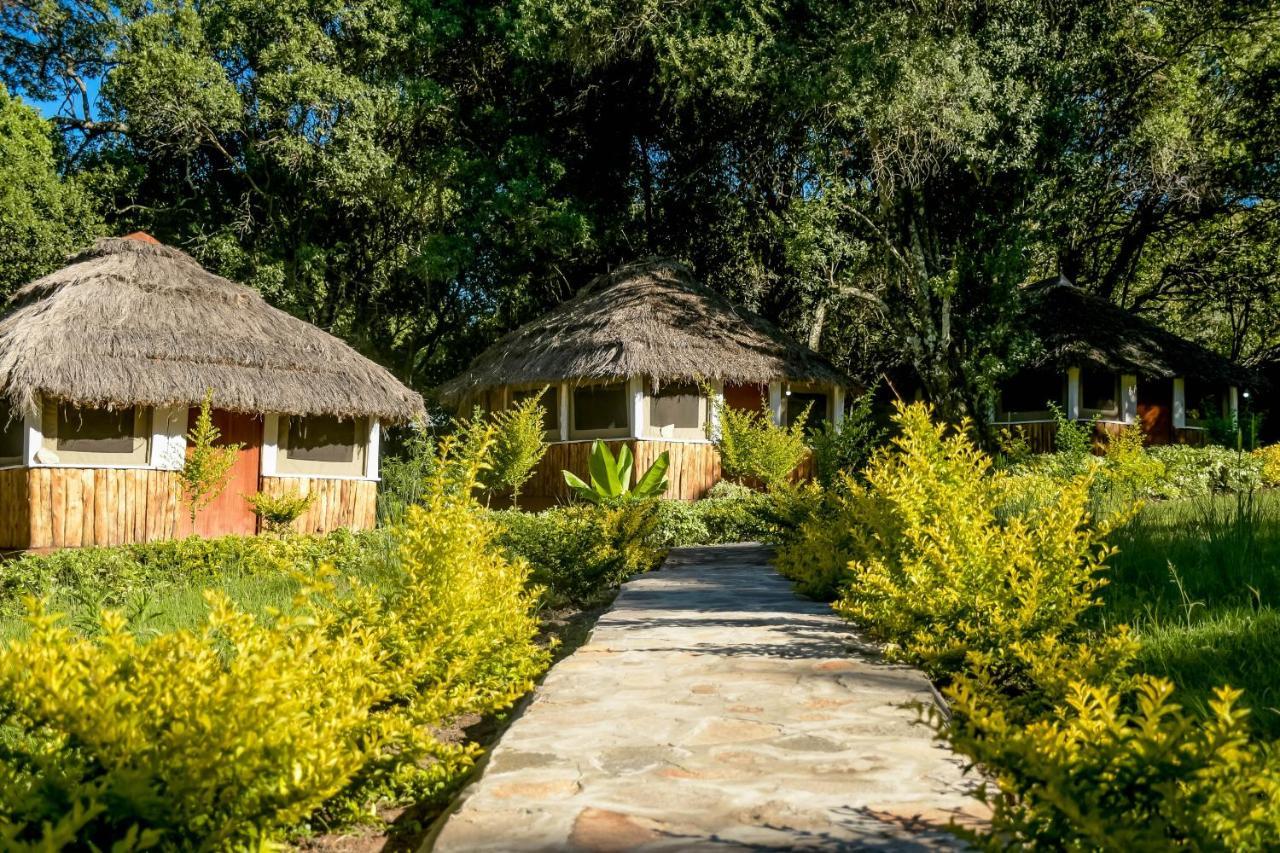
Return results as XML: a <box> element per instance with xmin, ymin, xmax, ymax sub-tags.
<box><xmin>0</xmin><ymin>532</ymin><xmax>403</xmax><ymax>642</ymax></box>
<box><xmin>1104</xmin><ymin>491</ymin><xmax>1280</xmax><ymax>736</ymax></box>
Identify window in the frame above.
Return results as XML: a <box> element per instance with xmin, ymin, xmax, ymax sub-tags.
<box><xmin>998</xmin><ymin>368</ymin><xmax>1067</xmax><ymax>421</ymax></box>
<box><xmin>646</xmin><ymin>382</ymin><xmax>705</xmax><ymax>439</ymax></box>
<box><xmin>0</xmin><ymin>399</ymin><xmax>24</xmax><ymax>465</ymax></box>
<box><xmin>41</xmin><ymin>401</ymin><xmax>151</xmax><ymax>465</ymax></box>
<box><xmin>510</xmin><ymin>386</ymin><xmax>560</xmax><ymax>437</ymax></box>
<box><xmin>278</xmin><ymin>414</ymin><xmax>368</xmax><ymax>477</ymax></box>
<box><xmin>786</xmin><ymin>391</ymin><xmax>828</xmax><ymax>429</ymax></box>
<box><xmin>1080</xmin><ymin>367</ymin><xmax>1120</xmax><ymax>417</ymax></box>
<box><xmin>571</xmin><ymin>382</ymin><xmax>629</xmax><ymax>438</ymax></box>
<box><xmin>1184</xmin><ymin>377</ymin><xmax>1222</xmax><ymax>428</ymax></box>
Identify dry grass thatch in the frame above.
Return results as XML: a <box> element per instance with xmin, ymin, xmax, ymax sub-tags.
<box><xmin>1027</xmin><ymin>279</ymin><xmax>1258</xmax><ymax>387</ymax></box>
<box><xmin>438</xmin><ymin>257</ymin><xmax>846</xmax><ymax>400</ymax></box>
<box><xmin>0</xmin><ymin>237</ymin><xmax>424</xmax><ymax>421</ymax></box>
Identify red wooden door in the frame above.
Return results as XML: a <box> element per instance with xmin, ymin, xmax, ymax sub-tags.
<box><xmin>182</xmin><ymin>409</ymin><xmax>263</xmax><ymax>537</ymax></box>
<box><xmin>1137</xmin><ymin>379</ymin><xmax>1173</xmax><ymax>445</ymax></box>
<box><xmin>724</xmin><ymin>382</ymin><xmax>768</xmax><ymax>414</ymax></box>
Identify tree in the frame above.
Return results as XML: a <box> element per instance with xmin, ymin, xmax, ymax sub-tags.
<box><xmin>0</xmin><ymin>85</ymin><xmax>100</xmax><ymax>295</ymax></box>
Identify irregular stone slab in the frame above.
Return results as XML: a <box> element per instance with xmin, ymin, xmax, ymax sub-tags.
<box><xmin>428</xmin><ymin>543</ymin><xmax>987</xmax><ymax>852</ymax></box>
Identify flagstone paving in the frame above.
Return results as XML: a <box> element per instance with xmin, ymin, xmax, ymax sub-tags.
<box><xmin>428</xmin><ymin>543</ymin><xmax>988</xmax><ymax>852</ymax></box>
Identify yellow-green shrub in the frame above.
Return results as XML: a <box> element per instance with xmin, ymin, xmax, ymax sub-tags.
<box><xmin>0</xmin><ymin>433</ymin><xmax>551</xmax><ymax>847</ymax></box>
<box><xmin>713</xmin><ymin>400</ymin><xmax>810</xmax><ymax>490</ymax></box>
<box><xmin>0</xmin><ymin>592</ymin><xmax>383</xmax><ymax>848</ymax></box>
<box><xmin>773</xmin><ymin>482</ymin><xmax>863</xmax><ymax>599</ymax></box>
<box><xmin>308</xmin><ymin>432</ymin><xmax>551</xmax><ymax>814</ymax></box>
<box><xmin>829</xmin><ymin>403</ymin><xmax>1127</xmax><ymax>683</ymax></box>
<box><xmin>948</xmin><ymin>677</ymin><xmax>1280</xmax><ymax>850</ymax></box>
<box><xmin>1255</xmin><ymin>443</ymin><xmax>1280</xmax><ymax>487</ymax></box>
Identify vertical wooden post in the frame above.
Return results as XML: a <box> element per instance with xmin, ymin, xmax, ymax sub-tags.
<box><xmin>1121</xmin><ymin>375</ymin><xmax>1138</xmax><ymax>424</ymax></box>
<box><xmin>628</xmin><ymin>376</ymin><xmax>645</xmax><ymax>441</ymax></box>
<box><xmin>364</xmin><ymin>419</ymin><xmax>381</xmax><ymax>480</ymax></box>
<box><xmin>558</xmin><ymin>382</ymin><xmax>570</xmax><ymax>442</ymax></box>
<box><xmin>832</xmin><ymin>385</ymin><xmax>846</xmax><ymax>428</ymax></box>
<box><xmin>1172</xmin><ymin>378</ymin><xmax>1187</xmax><ymax>429</ymax></box>
<box><xmin>708</xmin><ymin>379</ymin><xmax>725</xmax><ymax>440</ymax></box>
<box><xmin>261</xmin><ymin>414</ymin><xmax>279</xmax><ymax>478</ymax></box>
<box><xmin>1067</xmin><ymin>367</ymin><xmax>1081</xmax><ymax>421</ymax></box>
<box><xmin>768</xmin><ymin>381</ymin><xmax>784</xmax><ymax>426</ymax></box>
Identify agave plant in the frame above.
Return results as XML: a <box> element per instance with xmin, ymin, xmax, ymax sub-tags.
<box><xmin>563</xmin><ymin>440</ymin><xmax>669</xmax><ymax>503</ymax></box>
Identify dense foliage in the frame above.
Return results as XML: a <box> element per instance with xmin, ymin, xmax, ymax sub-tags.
<box><xmin>0</xmin><ymin>437</ymin><xmax>550</xmax><ymax>847</ymax></box>
<box><xmin>713</xmin><ymin>399</ymin><xmax>810</xmax><ymax>490</ymax></box>
<box><xmin>776</xmin><ymin>403</ymin><xmax>1280</xmax><ymax>848</ymax></box>
<box><xmin>3</xmin><ymin>2</ymin><xmax>1276</xmax><ymax>414</ymax></box>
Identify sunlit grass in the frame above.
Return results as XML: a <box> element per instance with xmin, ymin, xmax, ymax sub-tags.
<box><xmin>1105</xmin><ymin>491</ymin><xmax>1280</xmax><ymax>737</ymax></box>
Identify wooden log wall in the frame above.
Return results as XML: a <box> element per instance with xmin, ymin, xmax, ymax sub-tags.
<box><xmin>0</xmin><ymin>468</ymin><xmax>30</xmax><ymax>550</ymax></box>
<box><xmin>258</xmin><ymin>476</ymin><xmax>378</xmax><ymax>534</ymax></box>
<box><xmin>632</xmin><ymin>440</ymin><xmax>722</xmax><ymax>501</ymax></box>
<box><xmin>21</xmin><ymin>468</ymin><xmax>185</xmax><ymax>550</ymax></box>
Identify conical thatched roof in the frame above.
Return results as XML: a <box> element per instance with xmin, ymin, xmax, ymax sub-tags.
<box><xmin>1026</xmin><ymin>278</ymin><xmax>1258</xmax><ymax>387</ymax></box>
<box><xmin>438</xmin><ymin>257</ymin><xmax>846</xmax><ymax>400</ymax></box>
<box><xmin>0</xmin><ymin>236</ymin><xmax>424</xmax><ymax>421</ymax></box>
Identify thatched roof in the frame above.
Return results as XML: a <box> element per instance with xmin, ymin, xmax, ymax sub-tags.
<box><xmin>438</xmin><ymin>257</ymin><xmax>846</xmax><ymax>400</ymax></box>
<box><xmin>1026</xmin><ymin>278</ymin><xmax>1258</xmax><ymax>387</ymax></box>
<box><xmin>0</xmin><ymin>235</ymin><xmax>424</xmax><ymax>421</ymax></box>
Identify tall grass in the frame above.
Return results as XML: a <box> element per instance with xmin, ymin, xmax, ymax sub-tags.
<box><xmin>1105</xmin><ymin>490</ymin><xmax>1280</xmax><ymax>736</ymax></box>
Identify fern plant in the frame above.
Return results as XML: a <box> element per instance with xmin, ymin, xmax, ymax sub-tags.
<box><xmin>177</xmin><ymin>390</ymin><xmax>241</xmax><ymax>524</ymax></box>
<box><xmin>485</xmin><ymin>390</ymin><xmax>551</xmax><ymax>507</ymax></box>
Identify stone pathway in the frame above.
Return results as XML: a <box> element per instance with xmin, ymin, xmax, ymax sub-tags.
<box><xmin>428</xmin><ymin>543</ymin><xmax>987</xmax><ymax>852</ymax></box>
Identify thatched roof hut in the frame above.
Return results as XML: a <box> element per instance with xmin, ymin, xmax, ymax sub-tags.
<box><xmin>1025</xmin><ymin>278</ymin><xmax>1258</xmax><ymax>388</ymax></box>
<box><xmin>438</xmin><ymin>257</ymin><xmax>846</xmax><ymax>400</ymax></box>
<box><xmin>0</xmin><ymin>235</ymin><xmax>423</xmax><ymax>421</ymax></box>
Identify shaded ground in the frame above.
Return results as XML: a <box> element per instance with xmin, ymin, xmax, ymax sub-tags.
<box><xmin>427</xmin><ymin>544</ymin><xmax>987</xmax><ymax>852</ymax></box>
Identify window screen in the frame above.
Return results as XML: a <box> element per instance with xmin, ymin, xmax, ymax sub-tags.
<box><xmin>650</xmin><ymin>382</ymin><xmax>701</xmax><ymax>430</ymax></box>
<box><xmin>0</xmin><ymin>400</ymin><xmax>23</xmax><ymax>461</ymax></box>
<box><xmin>999</xmin><ymin>368</ymin><xmax>1066</xmax><ymax>419</ymax></box>
<box><xmin>787</xmin><ymin>392</ymin><xmax>828</xmax><ymax>428</ymax></box>
<box><xmin>56</xmin><ymin>405</ymin><xmax>137</xmax><ymax>453</ymax></box>
<box><xmin>511</xmin><ymin>386</ymin><xmax>560</xmax><ymax>433</ymax></box>
<box><xmin>572</xmin><ymin>383</ymin><xmax>628</xmax><ymax>434</ymax></box>
<box><xmin>286</xmin><ymin>415</ymin><xmax>358</xmax><ymax>463</ymax></box>
<box><xmin>1080</xmin><ymin>367</ymin><xmax>1120</xmax><ymax>415</ymax></box>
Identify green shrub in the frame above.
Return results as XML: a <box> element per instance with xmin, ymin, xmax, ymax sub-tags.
<box><xmin>491</xmin><ymin>502</ymin><xmax>664</xmax><ymax>605</ymax></box>
<box><xmin>245</xmin><ymin>490</ymin><xmax>316</xmax><ymax>534</ymax></box>
<box><xmin>809</xmin><ymin>393</ymin><xmax>884</xmax><ymax>486</ymax></box>
<box><xmin>1148</xmin><ymin>444</ymin><xmax>1262</xmax><ymax>497</ymax></box>
<box><xmin>377</xmin><ymin>421</ymin><xmax>436</xmax><ymax>525</ymax></box>
<box><xmin>712</xmin><ymin>398</ymin><xmax>810</xmax><ymax>490</ymax></box>
<box><xmin>0</xmin><ymin>529</ymin><xmax>387</xmax><ymax>628</ymax></box>
<box><xmin>650</xmin><ymin>483</ymin><xmax>775</xmax><ymax>548</ymax></box>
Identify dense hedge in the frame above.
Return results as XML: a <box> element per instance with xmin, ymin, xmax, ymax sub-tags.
<box><xmin>776</xmin><ymin>403</ymin><xmax>1280</xmax><ymax>849</ymax></box>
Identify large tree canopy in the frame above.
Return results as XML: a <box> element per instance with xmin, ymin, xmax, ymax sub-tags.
<box><xmin>2</xmin><ymin>0</ymin><xmax>1277</xmax><ymax>418</ymax></box>
<box><xmin>0</xmin><ymin>85</ymin><xmax>101</xmax><ymax>296</ymax></box>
